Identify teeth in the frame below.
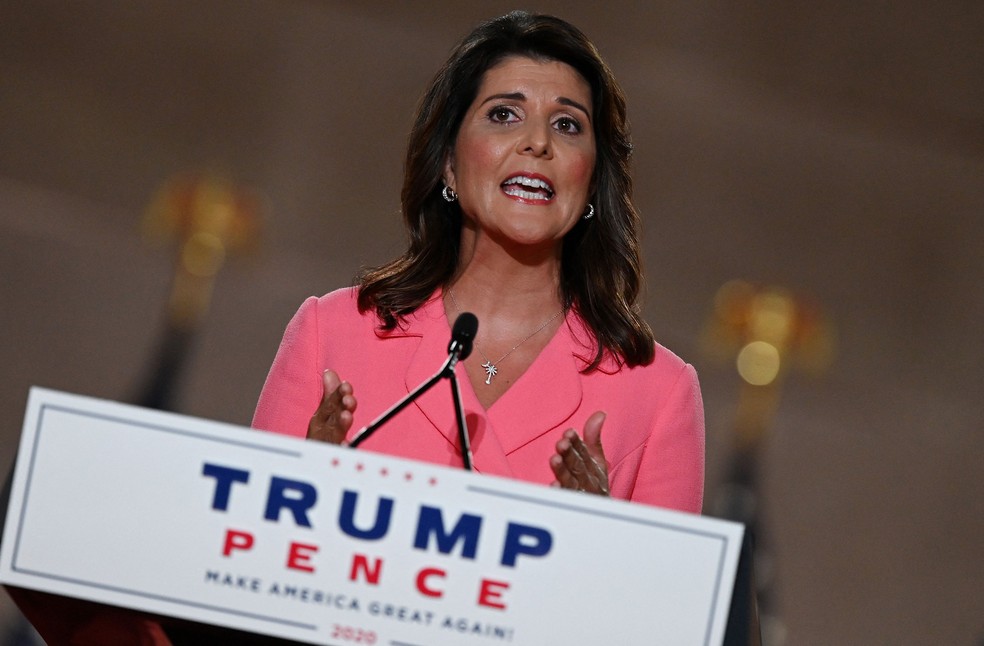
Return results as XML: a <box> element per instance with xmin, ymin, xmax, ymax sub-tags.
<box><xmin>503</xmin><ymin>187</ymin><xmax>550</xmax><ymax>201</ymax></box>
<box><xmin>502</xmin><ymin>175</ymin><xmax>554</xmax><ymax>196</ymax></box>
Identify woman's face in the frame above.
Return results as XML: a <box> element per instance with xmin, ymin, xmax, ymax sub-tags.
<box><xmin>445</xmin><ymin>56</ymin><xmax>596</xmax><ymax>254</ymax></box>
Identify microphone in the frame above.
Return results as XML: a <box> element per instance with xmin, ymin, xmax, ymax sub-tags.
<box><xmin>348</xmin><ymin>313</ymin><xmax>478</xmax><ymax>470</ymax></box>
<box><xmin>448</xmin><ymin>312</ymin><xmax>477</xmax><ymax>361</ymax></box>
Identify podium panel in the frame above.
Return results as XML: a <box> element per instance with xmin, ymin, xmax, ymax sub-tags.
<box><xmin>1</xmin><ymin>388</ymin><xmax>743</xmax><ymax>645</ymax></box>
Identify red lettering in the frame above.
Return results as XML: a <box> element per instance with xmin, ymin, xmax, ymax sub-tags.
<box><xmin>222</xmin><ymin>529</ymin><xmax>254</xmax><ymax>557</ymax></box>
<box><xmin>477</xmin><ymin>578</ymin><xmax>509</xmax><ymax>610</ymax></box>
<box><xmin>286</xmin><ymin>542</ymin><xmax>319</xmax><ymax>572</ymax></box>
<box><xmin>415</xmin><ymin>567</ymin><xmax>446</xmax><ymax>598</ymax></box>
<box><xmin>349</xmin><ymin>554</ymin><xmax>383</xmax><ymax>585</ymax></box>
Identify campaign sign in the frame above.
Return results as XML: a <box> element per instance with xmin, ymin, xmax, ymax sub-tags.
<box><xmin>1</xmin><ymin>387</ymin><xmax>743</xmax><ymax>645</ymax></box>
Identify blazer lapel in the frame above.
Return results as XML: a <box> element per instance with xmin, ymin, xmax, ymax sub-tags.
<box><xmin>486</xmin><ymin>316</ymin><xmax>584</xmax><ymax>454</ymax></box>
<box><xmin>402</xmin><ymin>294</ymin><xmax>586</xmax><ymax>477</ymax></box>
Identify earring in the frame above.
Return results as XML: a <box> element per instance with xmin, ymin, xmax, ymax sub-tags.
<box><xmin>583</xmin><ymin>203</ymin><xmax>595</xmax><ymax>220</ymax></box>
<box><xmin>442</xmin><ymin>185</ymin><xmax>457</xmax><ymax>203</ymax></box>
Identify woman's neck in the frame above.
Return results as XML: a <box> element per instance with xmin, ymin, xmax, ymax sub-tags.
<box><xmin>450</xmin><ymin>241</ymin><xmax>564</xmax><ymax>323</ymax></box>
<box><xmin>454</xmin><ymin>225</ymin><xmax>564</xmax><ymax>306</ymax></box>
<box><xmin>446</xmin><ymin>239</ymin><xmax>568</xmax><ymax>407</ymax></box>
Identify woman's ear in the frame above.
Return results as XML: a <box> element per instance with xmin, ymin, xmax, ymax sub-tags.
<box><xmin>442</xmin><ymin>154</ymin><xmax>456</xmax><ymax>190</ymax></box>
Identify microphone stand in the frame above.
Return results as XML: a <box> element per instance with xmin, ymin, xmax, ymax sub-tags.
<box><xmin>347</xmin><ymin>348</ymin><xmax>474</xmax><ymax>470</ymax></box>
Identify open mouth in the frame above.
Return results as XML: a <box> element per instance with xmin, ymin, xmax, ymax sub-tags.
<box><xmin>501</xmin><ymin>174</ymin><xmax>555</xmax><ymax>201</ymax></box>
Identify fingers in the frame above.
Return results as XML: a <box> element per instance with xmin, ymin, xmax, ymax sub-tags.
<box><xmin>549</xmin><ymin>432</ymin><xmax>578</xmax><ymax>489</ymax></box>
<box><xmin>550</xmin><ymin>412</ymin><xmax>609</xmax><ymax>496</ymax></box>
<box><xmin>581</xmin><ymin>410</ymin><xmax>607</xmax><ymax>468</ymax></box>
<box><xmin>307</xmin><ymin>369</ymin><xmax>358</xmax><ymax>444</ymax></box>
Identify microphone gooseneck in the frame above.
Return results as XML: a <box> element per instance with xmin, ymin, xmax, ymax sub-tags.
<box><xmin>348</xmin><ymin>312</ymin><xmax>478</xmax><ymax>471</ymax></box>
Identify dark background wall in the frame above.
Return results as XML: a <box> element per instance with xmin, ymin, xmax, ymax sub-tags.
<box><xmin>1</xmin><ymin>2</ymin><xmax>981</xmax><ymax>643</ymax></box>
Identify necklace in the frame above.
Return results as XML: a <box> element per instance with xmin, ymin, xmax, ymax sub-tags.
<box><xmin>448</xmin><ymin>290</ymin><xmax>564</xmax><ymax>385</ymax></box>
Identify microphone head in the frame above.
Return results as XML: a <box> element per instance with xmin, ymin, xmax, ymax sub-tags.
<box><xmin>449</xmin><ymin>312</ymin><xmax>478</xmax><ymax>360</ymax></box>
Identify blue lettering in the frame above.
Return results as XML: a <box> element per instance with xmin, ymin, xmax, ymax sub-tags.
<box><xmin>413</xmin><ymin>506</ymin><xmax>481</xmax><ymax>559</ymax></box>
<box><xmin>264</xmin><ymin>477</ymin><xmax>317</xmax><ymax>527</ymax></box>
<box><xmin>338</xmin><ymin>490</ymin><xmax>393</xmax><ymax>540</ymax></box>
<box><xmin>202</xmin><ymin>463</ymin><xmax>249</xmax><ymax>511</ymax></box>
<box><xmin>501</xmin><ymin>522</ymin><xmax>552</xmax><ymax>567</ymax></box>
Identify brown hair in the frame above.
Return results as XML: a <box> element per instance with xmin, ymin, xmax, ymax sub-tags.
<box><xmin>358</xmin><ymin>10</ymin><xmax>655</xmax><ymax>370</ymax></box>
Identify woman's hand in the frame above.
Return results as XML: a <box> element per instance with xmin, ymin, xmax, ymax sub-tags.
<box><xmin>307</xmin><ymin>369</ymin><xmax>358</xmax><ymax>444</ymax></box>
<box><xmin>550</xmin><ymin>411</ymin><xmax>610</xmax><ymax>496</ymax></box>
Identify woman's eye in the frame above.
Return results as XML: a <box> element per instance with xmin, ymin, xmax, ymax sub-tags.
<box><xmin>488</xmin><ymin>107</ymin><xmax>517</xmax><ymax>123</ymax></box>
<box><xmin>555</xmin><ymin>117</ymin><xmax>582</xmax><ymax>134</ymax></box>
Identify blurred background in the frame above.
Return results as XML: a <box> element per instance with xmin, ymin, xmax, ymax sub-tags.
<box><xmin>1</xmin><ymin>1</ymin><xmax>981</xmax><ymax>644</ymax></box>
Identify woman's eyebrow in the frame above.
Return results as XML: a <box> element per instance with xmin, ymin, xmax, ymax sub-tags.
<box><xmin>557</xmin><ymin>97</ymin><xmax>590</xmax><ymax>119</ymax></box>
<box><xmin>479</xmin><ymin>92</ymin><xmax>591</xmax><ymax>119</ymax></box>
<box><xmin>479</xmin><ymin>92</ymin><xmax>526</xmax><ymax>106</ymax></box>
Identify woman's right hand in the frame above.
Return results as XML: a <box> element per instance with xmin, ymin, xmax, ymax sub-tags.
<box><xmin>307</xmin><ymin>369</ymin><xmax>358</xmax><ymax>444</ymax></box>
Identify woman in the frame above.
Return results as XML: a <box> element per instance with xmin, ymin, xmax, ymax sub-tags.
<box><xmin>253</xmin><ymin>11</ymin><xmax>704</xmax><ymax>513</ymax></box>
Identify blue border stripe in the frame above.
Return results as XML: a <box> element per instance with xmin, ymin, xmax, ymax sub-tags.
<box><xmin>39</xmin><ymin>403</ymin><xmax>304</xmax><ymax>456</ymax></box>
<box><xmin>13</xmin><ymin>567</ymin><xmax>317</xmax><ymax>630</ymax></box>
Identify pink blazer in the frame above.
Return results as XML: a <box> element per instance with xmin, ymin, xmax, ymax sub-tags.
<box><xmin>252</xmin><ymin>288</ymin><xmax>704</xmax><ymax>513</ymax></box>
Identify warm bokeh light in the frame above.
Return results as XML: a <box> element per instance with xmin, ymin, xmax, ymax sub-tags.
<box><xmin>736</xmin><ymin>340</ymin><xmax>782</xmax><ymax>386</ymax></box>
<box><xmin>143</xmin><ymin>173</ymin><xmax>262</xmax><ymax>327</ymax></box>
<box><xmin>702</xmin><ymin>280</ymin><xmax>835</xmax><ymax>381</ymax></box>
<box><xmin>181</xmin><ymin>231</ymin><xmax>225</xmax><ymax>277</ymax></box>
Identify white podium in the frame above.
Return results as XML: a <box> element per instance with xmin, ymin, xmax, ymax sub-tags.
<box><xmin>1</xmin><ymin>388</ymin><xmax>745</xmax><ymax>645</ymax></box>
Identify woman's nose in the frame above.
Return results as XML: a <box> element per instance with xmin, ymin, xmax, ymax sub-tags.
<box><xmin>517</xmin><ymin>122</ymin><xmax>553</xmax><ymax>158</ymax></box>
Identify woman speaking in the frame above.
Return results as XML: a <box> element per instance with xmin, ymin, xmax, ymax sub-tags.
<box><xmin>253</xmin><ymin>11</ymin><xmax>704</xmax><ymax>513</ymax></box>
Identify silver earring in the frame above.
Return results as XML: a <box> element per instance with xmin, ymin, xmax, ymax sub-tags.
<box><xmin>442</xmin><ymin>185</ymin><xmax>457</xmax><ymax>203</ymax></box>
<box><xmin>583</xmin><ymin>203</ymin><xmax>595</xmax><ymax>220</ymax></box>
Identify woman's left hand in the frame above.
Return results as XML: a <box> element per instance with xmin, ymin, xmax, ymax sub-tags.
<box><xmin>550</xmin><ymin>411</ymin><xmax>610</xmax><ymax>496</ymax></box>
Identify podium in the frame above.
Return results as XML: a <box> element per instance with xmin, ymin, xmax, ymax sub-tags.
<box><xmin>1</xmin><ymin>388</ymin><xmax>752</xmax><ymax>645</ymax></box>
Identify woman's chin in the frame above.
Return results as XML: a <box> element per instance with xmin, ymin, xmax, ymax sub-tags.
<box><xmin>497</xmin><ymin>233</ymin><xmax>565</xmax><ymax>259</ymax></box>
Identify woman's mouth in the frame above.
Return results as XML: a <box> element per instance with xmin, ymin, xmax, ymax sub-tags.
<box><xmin>501</xmin><ymin>174</ymin><xmax>555</xmax><ymax>202</ymax></box>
